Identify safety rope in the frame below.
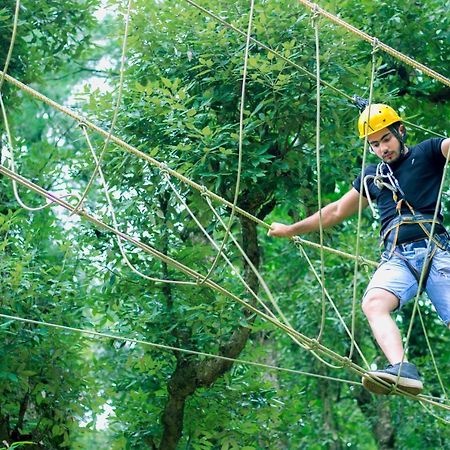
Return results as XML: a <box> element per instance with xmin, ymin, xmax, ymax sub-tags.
<box><xmin>294</xmin><ymin>242</ymin><xmax>370</xmax><ymax>369</ymax></box>
<box><xmin>417</xmin><ymin>307</ymin><xmax>447</xmax><ymax>400</ymax></box>
<box><xmin>296</xmin><ymin>0</ymin><xmax>450</xmax><ymax>87</ymax></box>
<box><xmin>199</xmin><ymin>0</ymin><xmax>255</xmax><ymax>285</ymax></box>
<box><xmin>0</xmin><ymin>313</ymin><xmax>361</xmax><ymax>386</ymax></box>
<box><xmin>348</xmin><ymin>40</ymin><xmax>378</xmax><ymax>360</ymax></box>
<box><xmin>71</xmin><ymin>0</ymin><xmax>133</xmax><ymax>216</ymax></box>
<box><xmin>311</xmin><ymin>7</ymin><xmax>327</xmax><ymax>343</ymax></box>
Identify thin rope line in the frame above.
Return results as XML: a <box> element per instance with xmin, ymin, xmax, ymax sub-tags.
<box><xmin>417</xmin><ymin>307</ymin><xmax>447</xmax><ymax>399</ymax></box>
<box><xmin>0</xmin><ymin>312</ymin><xmax>361</xmax><ymax>386</ymax></box>
<box><xmin>403</xmin><ymin>120</ymin><xmax>445</xmax><ymax>139</ymax></box>
<box><xmin>0</xmin><ymin>95</ymin><xmax>81</xmax><ymax>210</ymax></box>
<box><xmin>71</xmin><ymin>0</ymin><xmax>133</xmax><ymax>216</ymax></box>
<box><xmin>199</xmin><ymin>0</ymin><xmax>255</xmax><ymax>285</ymax></box>
<box><xmin>0</xmin><ymin>0</ymin><xmax>20</xmax><ymax>92</ymax></box>
<box><xmin>81</xmin><ymin>125</ymin><xmax>195</xmax><ymax>286</ymax></box>
<box><xmin>296</xmin><ymin>0</ymin><xmax>450</xmax><ymax>87</ymax></box>
<box><xmin>418</xmin><ymin>399</ymin><xmax>450</xmax><ymax>425</ymax></box>
<box><xmin>1</xmin><ymin>165</ymin><xmax>449</xmax><ymax>408</ymax></box>
<box><xmin>295</xmin><ymin>243</ymin><xmax>370</xmax><ymax>369</ymax></box>
<box><xmin>311</xmin><ymin>8</ymin><xmax>326</xmax><ymax>343</ymax></box>
<box><xmin>348</xmin><ymin>40</ymin><xmax>378</xmax><ymax>360</ymax></box>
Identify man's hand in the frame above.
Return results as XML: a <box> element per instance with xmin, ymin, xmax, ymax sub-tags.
<box><xmin>267</xmin><ymin>222</ymin><xmax>294</xmax><ymax>238</ymax></box>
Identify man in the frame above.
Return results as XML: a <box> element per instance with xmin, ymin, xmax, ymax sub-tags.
<box><xmin>268</xmin><ymin>103</ymin><xmax>450</xmax><ymax>395</ymax></box>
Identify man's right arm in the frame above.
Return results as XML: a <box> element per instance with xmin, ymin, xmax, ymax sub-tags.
<box><xmin>268</xmin><ymin>188</ymin><xmax>367</xmax><ymax>238</ymax></box>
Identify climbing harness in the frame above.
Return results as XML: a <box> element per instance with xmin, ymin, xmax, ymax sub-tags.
<box><xmin>362</xmin><ymin>159</ymin><xmax>449</xmax><ymax>290</ymax></box>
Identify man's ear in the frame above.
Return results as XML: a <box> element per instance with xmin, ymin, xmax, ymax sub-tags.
<box><xmin>398</xmin><ymin>123</ymin><xmax>406</xmax><ymax>138</ymax></box>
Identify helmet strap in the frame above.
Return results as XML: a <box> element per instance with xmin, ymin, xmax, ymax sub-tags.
<box><xmin>388</xmin><ymin>124</ymin><xmax>406</xmax><ymax>156</ymax></box>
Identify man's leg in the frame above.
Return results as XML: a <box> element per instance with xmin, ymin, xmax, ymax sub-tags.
<box><xmin>361</xmin><ymin>288</ymin><xmax>405</xmax><ymax>364</ymax></box>
<box><xmin>361</xmin><ymin>288</ymin><xmax>423</xmax><ymax>394</ymax></box>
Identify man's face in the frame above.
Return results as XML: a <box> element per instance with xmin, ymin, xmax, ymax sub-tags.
<box><xmin>368</xmin><ymin>127</ymin><xmax>403</xmax><ymax>164</ymax></box>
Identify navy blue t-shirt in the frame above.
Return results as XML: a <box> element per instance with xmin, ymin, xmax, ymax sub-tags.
<box><xmin>353</xmin><ymin>138</ymin><xmax>446</xmax><ymax>242</ymax></box>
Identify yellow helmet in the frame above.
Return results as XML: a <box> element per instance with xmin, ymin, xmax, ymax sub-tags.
<box><xmin>358</xmin><ymin>104</ymin><xmax>402</xmax><ymax>138</ymax></box>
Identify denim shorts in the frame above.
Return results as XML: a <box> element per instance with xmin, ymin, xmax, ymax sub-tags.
<box><xmin>364</xmin><ymin>244</ymin><xmax>450</xmax><ymax>325</ymax></box>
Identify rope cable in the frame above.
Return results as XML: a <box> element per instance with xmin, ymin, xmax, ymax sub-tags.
<box><xmin>71</xmin><ymin>0</ymin><xmax>133</xmax><ymax>216</ymax></box>
<box><xmin>0</xmin><ymin>312</ymin><xmax>362</xmax><ymax>386</ymax></box>
<box><xmin>296</xmin><ymin>0</ymin><xmax>450</xmax><ymax>87</ymax></box>
<box><xmin>198</xmin><ymin>0</ymin><xmax>255</xmax><ymax>285</ymax></box>
<box><xmin>348</xmin><ymin>40</ymin><xmax>378</xmax><ymax>360</ymax></box>
<box><xmin>311</xmin><ymin>7</ymin><xmax>327</xmax><ymax>343</ymax></box>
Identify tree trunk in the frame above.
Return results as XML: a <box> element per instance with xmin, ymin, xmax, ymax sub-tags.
<box><xmin>356</xmin><ymin>389</ymin><xmax>395</xmax><ymax>449</ymax></box>
<box><xmin>158</xmin><ymin>214</ymin><xmax>261</xmax><ymax>449</ymax></box>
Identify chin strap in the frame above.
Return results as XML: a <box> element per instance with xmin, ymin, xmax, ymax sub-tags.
<box><xmin>388</xmin><ymin>124</ymin><xmax>408</xmax><ymax>155</ymax></box>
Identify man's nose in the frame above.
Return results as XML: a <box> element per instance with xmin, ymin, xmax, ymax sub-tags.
<box><xmin>380</xmin><ymin>142</ymin><xmax>389</xmax><ymax>154</ymax></box>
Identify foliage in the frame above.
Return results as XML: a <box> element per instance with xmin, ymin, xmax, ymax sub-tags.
<box><xmin>0</xmin><ymin>0</ymin><xmax>449</xmax><ymax>449</ymax></box>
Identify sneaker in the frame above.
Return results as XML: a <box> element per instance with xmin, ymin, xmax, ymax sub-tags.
<box><xmin>362</xmin><ymin>362</ymin><xmax>423</xmax><ymax>395</ymax></box>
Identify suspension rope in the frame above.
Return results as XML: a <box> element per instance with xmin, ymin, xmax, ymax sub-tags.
<box><xmin>348</xmin><ymin>40</ymin><xmax>378</xmax><ymax>360</ymax></box>
<box><xmin>417</xmin><ymin>307</ymin><xmax>448</xmax><ymax>399</ymax></box>
<box><xmin>295</xmin><ymin>242</ymin><xmax>370</xmax><ymax>369</ymax></box>
<box><xmin>311</xmin><ymin>7</ymin><xmax>327</xmax><ymax>343</ymax></box>
<box><xmin>71</xmin><ymin>0</ymin><xmax>133</xmax><ymax>216</ymax></box>
<box><xmin>199</xmin><ymin>0</ymin><xmax>255</xmax><ymax>285</ymax></box>
<box><xmin>296</xmin><ymin>0</ymin><xmax>450</xmax><ymax>87</ymax></box>
<box><xmin>0</xmin><ymin>312</ymin><xmax>361</xmax><ymax>386</ymax></box>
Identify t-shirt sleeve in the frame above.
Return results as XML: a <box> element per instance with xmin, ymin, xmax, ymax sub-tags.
<box><xmin>352</xmin><ymin>173</ymin><xmax>366</xmax><ymax>196</ymax></box>
<box><xmin>423</xmin><ymin>138</ymin><xmax>446</xmax><ymax>167</ymax></box>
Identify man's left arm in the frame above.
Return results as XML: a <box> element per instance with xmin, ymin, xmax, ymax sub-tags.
<box><xmin>442</xmin><ymin>138</ymin><xmax>450</xmax><ymax>160</ymax></box>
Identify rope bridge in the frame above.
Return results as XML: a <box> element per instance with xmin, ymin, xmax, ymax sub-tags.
<box><xmin>0</xmin><ymin>0</ymin><xmax>449</xmax><ymax>421</ymax></box>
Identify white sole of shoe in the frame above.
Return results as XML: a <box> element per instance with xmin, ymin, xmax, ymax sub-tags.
<box><xmin>362</xmin><ymin>371</ymin><xmax>423</xmax><ymax>396</ymax></box>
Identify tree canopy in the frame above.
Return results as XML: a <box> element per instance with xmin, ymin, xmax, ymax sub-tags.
<box><xmin>0</xmin><ymin>1</ymin><xmax>449</xmax><ymax>449</ymax></box>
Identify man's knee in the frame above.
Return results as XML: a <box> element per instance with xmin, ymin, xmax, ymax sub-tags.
<box><xmin>362</xmin><ymin>288</ymin><xmax>399</xmax><ymax>318</ymax></box>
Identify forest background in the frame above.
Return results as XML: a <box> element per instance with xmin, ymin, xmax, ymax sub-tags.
<box><xmin>0</xmin><ymin>0</ymin><xmax>449</xmax><ymax>449</ymax></box>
